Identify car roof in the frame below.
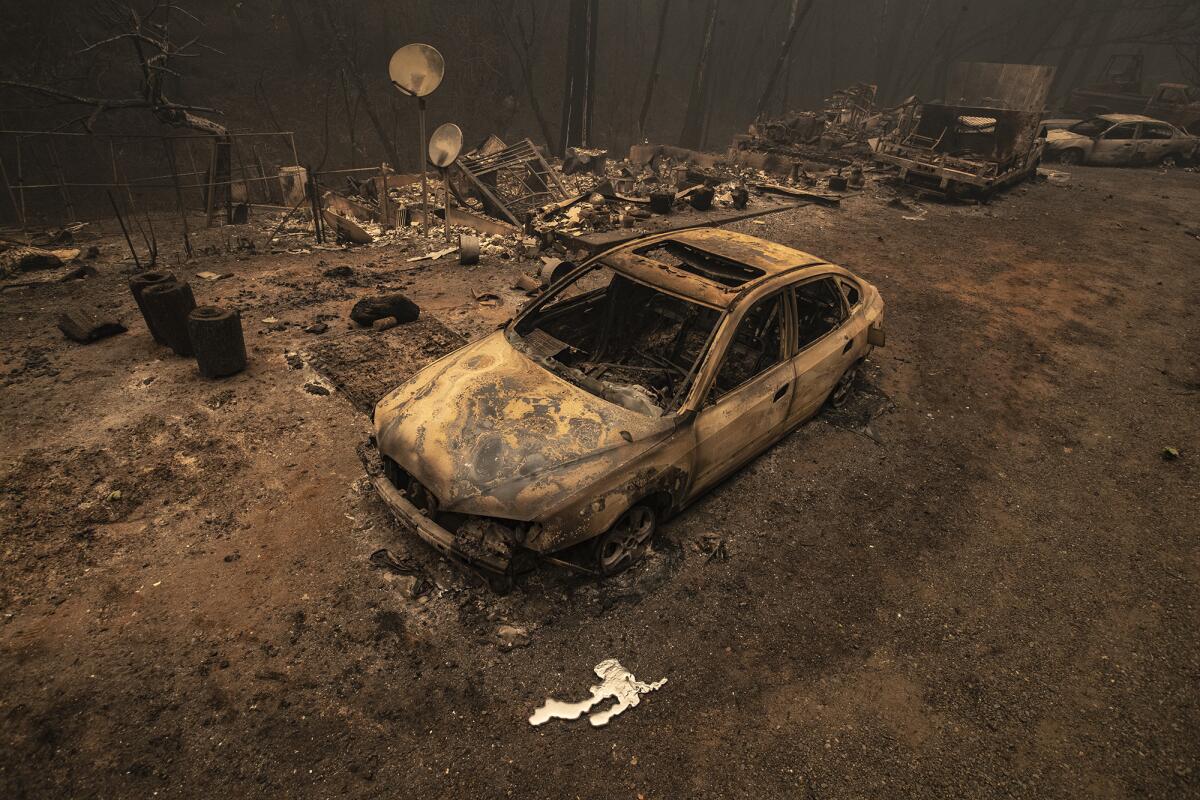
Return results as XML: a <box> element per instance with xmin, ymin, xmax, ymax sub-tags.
<box><xmin>602</xmin><ymin>228</ymin><xmax>835</xmax><ymax>309</ymax></box>
<box><xmin>1100</xmin><ymin>113</ymin><xmax>1156</xmax><ymax>123</ymax></box>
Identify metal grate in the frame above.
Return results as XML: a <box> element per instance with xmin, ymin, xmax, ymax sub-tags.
<box><xmin>457</xmin><ymin>138</ymin><xmax>568</xmax><ymax>225</ymax></box>
<box><xmin>523</xmin><ymin>328</ymin><xmax>569</xmax><ymax>359</ymax></box>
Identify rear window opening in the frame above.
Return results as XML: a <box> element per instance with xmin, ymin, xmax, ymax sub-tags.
<box><xmin>634</xmin><ymin>241</ymin><xmax>765</xmax><ymax>287</ymax></box>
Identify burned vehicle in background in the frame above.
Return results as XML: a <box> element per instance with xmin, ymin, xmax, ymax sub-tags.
<box><xmin>1045</xmin><ymin>114</ymin><xmax>1198</xmax><ymax>166</ymax></box>
<box><xmin>1064</xmin><ymin>53</ymin><xmax>1200</xmax><ymax>133</ymax></box>
<box><xmin>873</xmin><ymin>62</ymin><xmax>1055</xmax><ymax>198</ymax></box>
<box><xmin>363</xmin><ymin>229</ymin><xmax>885</xmax><ymax>584</ymax></box>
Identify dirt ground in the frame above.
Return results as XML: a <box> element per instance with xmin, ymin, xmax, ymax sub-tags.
<box><xmin>2</xmin><ymin>166</ymin><xmax>1198</xmax><ymax>799</ymax></box>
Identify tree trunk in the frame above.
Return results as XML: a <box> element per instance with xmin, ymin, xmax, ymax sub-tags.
<box><xmin>931</xmin><ymin>3</ymin><xmax>970</xmax><ymax>102</ymax></box>
<box><xmin>314</xmin><ymin>0</ymin><xmax>399</xmax><ymax>168</ymax></box>
<box><xmin>559</xmin><ymin>0</ymin><xmax>599</xmax><ymax>155</ymax></box>
<box><xmin>637</xmin><ymin>0</ymin><xmax>671</xmax><ymax>141</ymax></box>
<box><xmin>1048</xmin><ymin>6</ymin><xmax>1091</xmax><ymax>103</ymax></box>
<box><xmin>679</xmin><ymin>0</ymin><xmax>720</xmax><ymax>150</ymax></box>
<box><xmin>1021</xmin><ymin>0</ymin><xmax>1076</xmax><ymax>64</ymax></box>
<box><xmin>1065</xmin><ymin>4</ymin><xmax>1118</xmax><ymax>99</ymax></box>
<box><xmin>752</xmin><ymin>0</ymin><xmax>815</xmax><ymax>119</ymax></box>
<box><xmin>279</xmin><ymin>0</ymin><xmax>310</xmax><ymax>63</ymax></box>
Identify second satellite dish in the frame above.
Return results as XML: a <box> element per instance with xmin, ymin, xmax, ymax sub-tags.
<box><xmin>428</xmin><ymin>123</ymin><xmax>463</xmax><ymax>168</ymax></box>
<box><xmin>388</xmin><ymin>44</ymin><xmax>445</xmax><ymax>97</ymax></box>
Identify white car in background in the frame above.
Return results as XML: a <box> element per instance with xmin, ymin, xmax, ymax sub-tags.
<box><xmin>1045</xmin><ymin>114</ymin><xmax>1198</xmax><ymax>166</ymax></box>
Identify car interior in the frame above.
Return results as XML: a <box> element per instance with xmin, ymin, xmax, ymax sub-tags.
<box><xmin>513</xmin><ymin>264</ymin><xmax>722</xmax><ymax>413</ymax></box>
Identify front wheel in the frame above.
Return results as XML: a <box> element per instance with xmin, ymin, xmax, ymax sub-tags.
<box><xmin>593</xmin><ymin>505</ymin><xmax>656</xmax><ymax>576</ymax></box>
<box><xmin>1057</xmin><ymin>149</ymin><xmax>1084</xmax><ymax>166</ymax></box>
<box><xmin>828</xmin><ymin>364</ymin><xmax>859</xmax><ymax>409</ymax></box>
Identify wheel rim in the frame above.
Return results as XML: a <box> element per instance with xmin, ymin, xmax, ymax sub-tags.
<box><xmin>598</xmin><ymin>506</ymin><xmax>654</xmax><ymax>572</ymax></box>
<box><xmin>831</xmin><ymin>367</ymin><xmax>857</xmax><ymax>407</ymax></box>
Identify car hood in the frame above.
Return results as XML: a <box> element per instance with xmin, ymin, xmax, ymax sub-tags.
<box><xmin>373</xmin><ymin>331</ymin><xmax>672</xmax><ymax>519</ymax></box>
<box><xmin>1046</xmin><ymin>129</ymin><xmax>1090</xmax><ymax>147</ymax></box>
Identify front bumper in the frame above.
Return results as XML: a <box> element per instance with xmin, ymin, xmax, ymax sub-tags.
<box><xmin>358</xmin><ymin>440</ymin><xmax>512</xmax><ymax>575</ymax></box>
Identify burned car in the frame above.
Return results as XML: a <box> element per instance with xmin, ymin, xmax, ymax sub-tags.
<box><xmin>363</xmin><ymin>228</ymin><xmax>885</xmax><ymax>583</ymax></box>
<box><xmin>1045</xmin><ymin>114</ymin><xmax>1198</xmax><ymax>166</ymax></box>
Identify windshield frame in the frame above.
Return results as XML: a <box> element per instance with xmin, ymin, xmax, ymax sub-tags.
<box><xmin>506</xmin><ymin>253</ymin><xmax>729</xmax><ymax>418</ymax></box>
<box><xmin>1067</xmin><ymin>117</ymin><xmax>1113</xmax><ymax>137</ymax></box>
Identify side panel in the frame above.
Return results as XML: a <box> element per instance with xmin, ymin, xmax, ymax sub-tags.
<box><xmin>688</xmin><ymin>358</ymin><xmax>796</xmax><ymax>496</ymax></box>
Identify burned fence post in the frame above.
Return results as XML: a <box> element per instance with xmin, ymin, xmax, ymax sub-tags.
<box><xmin>107</xmin><ymin>190</ymin><xmax>141</xmax><ymax>271</ymax></box>
<box><xmin>15</xmin><ymin>137</ymin><xmax>26</xmax><ymax>235</ymax></box>
<box><xmin>162</xmin><ymin>139</ymin><xmax>194</xmax><ymax>258</ymax></box>
<box><xmin>307</xmin><ymin>168</ymin><xmax>325</xmax><ymax>243</ymax></box>
<box><xmin>0</xmin><ymin>152</ymin><xmax>23</xmax><ymax>229</ymax></box>
<box><xmin>45</xmin><ymin>138</ymin><xmax>76</xmax><ymax>224</ymax></box>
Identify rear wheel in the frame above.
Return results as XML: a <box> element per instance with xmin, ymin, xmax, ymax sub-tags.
<box><xmin>828</xmin><ymin>364</ymin><xmax>859</xmax><ymax>409</ymax></box>
<box><xmin>593</xmin><ymin>505</ymin><xmax>656</xmax><ymax>576</ymax></box>
<box><xmin>1058</xmin><ymin>149</ymin><xmax>1084</xmax><ymax>166</ymax></box>
<box><xmin>1159</xmin><ymin>153</ymin><xmax>1180</xmax><ymax>168</ymax></box>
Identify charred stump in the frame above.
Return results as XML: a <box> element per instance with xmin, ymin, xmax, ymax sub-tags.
<box><xmin>129</xmin><ymin>270</ymin><xmax>177</xmax><ymax>344</ymax></box>
<box><xmin>142</xmin><ymin>280</ymin><xmax>196</xmax><ymax>356</ymax></box>
<box><xmin>187</xmin><ymin>306</ymin><xmax>246</xmax><ymax>378</ymax></box>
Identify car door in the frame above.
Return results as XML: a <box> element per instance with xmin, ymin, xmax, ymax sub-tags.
<box><xmin>1091</xmin><ymin>122</ymin><xmax>1139</xmax><ymax>164</ymax></box>
<box><xmin>786</xmin><ymin>275</ymin><xmax>856</xmax><ymax>425</ymax></box>
<box><xmin>1136</xmin><ymin>122</ymin><xmax>1174</xmax><ymax>163</ymax></box>
<box><xmin>689</xmin><ymin>291</ymin><xmax>795</xmax><ymax>494</ymax></box>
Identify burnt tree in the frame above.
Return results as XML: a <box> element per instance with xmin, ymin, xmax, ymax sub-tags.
<box><xmin>0</xmin><ymin>2</ymin><xmax>235</xmax><ymax>221</ymax></box>
<box><xmin>679</xmin><ymin>0</ymin><xmax>720</xmax><ymax>150</ymax></box>
<box><xmin>637</xmin><ymin>0</ymin><xmax>671</xmax><ymax>141</ymax></box>
<box><xmin>753</xmin><ymin>0</ymin><xmax>815</xmax><ymax>118</ymax></box>
<box><xmin>559</xmin><ymin>0</ymin><xmax>600</xmax><ymax>154</ymax></box>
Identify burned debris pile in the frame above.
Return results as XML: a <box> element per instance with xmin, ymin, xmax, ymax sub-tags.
<box><xmin>733</xmin><ymin>83</ymin><xmax>890</xmax><ymax>165</ymax></box>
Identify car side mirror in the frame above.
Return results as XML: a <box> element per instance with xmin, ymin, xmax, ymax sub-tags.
<box><xmin>868</xmin><ymin>326</ymin><xmax>886</xmax><ymax>347</ymax></box>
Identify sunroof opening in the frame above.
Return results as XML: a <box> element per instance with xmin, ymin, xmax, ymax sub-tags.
<box><xmin>634</xmin><ymin>241</ymin><xmax>766</xmax><ymax>287</ymax></box>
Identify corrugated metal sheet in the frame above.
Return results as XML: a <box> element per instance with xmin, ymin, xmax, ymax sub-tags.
<box><xmin>946</xmin><ymin>63</ymin><xmax>1056</xmax><ymax>111</ymax></box>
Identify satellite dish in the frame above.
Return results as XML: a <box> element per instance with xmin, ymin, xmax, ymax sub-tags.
<box><xmin>388</xmin><ymin>44</ymin><xmax>444</xmax><ymax>98</ymax></box>
<box><xmin>428</xmin><ymin>123</ymin><xmax>463</xmax><ymax>168</ymax></box>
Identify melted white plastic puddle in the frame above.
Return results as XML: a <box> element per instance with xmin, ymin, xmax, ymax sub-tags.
<box><xmin>529</xmin><ymin>659</ymin><xmax>667</xmax><ymax>728</ymax></box>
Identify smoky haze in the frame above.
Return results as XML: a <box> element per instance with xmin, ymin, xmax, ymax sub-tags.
<box><xmin>1</xmin><ymin>0</ymin><xmax>1196</xmax><ymax>175</ymax></box>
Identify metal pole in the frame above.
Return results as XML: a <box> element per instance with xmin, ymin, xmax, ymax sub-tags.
<box><xmin>441</xmin><ymin>167</ymin><xmax>450</xmax><ymax>243</ymax></box>
<box><xmin>15</xmin><ymin>137</ymin><xmax>25</xmax><ymax>235</ymax></box>
<box><xmin>379</xmin><ymin>162</ymin><xmax>391</xmax><ymax>229</ymax></box>
<box><xmin>162</xmin><ymin>139</ymin><xmax>193</xmax><ymax>258</ymax></box>
<box><xmin>0</xmin><ymin>153</ymin><xmax>23</xmax><ymax>229</ymax></box>
<box><xmin>418</xmin><ymin>97</ymin><xmax>428</xmax><ymax>235</ymax></box>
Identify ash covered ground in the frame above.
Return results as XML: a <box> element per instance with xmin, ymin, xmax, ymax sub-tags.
<box><xmin>1</xmin><ymin>166</ymin><xmax>1198</xmax><ymax>799</ymax></box>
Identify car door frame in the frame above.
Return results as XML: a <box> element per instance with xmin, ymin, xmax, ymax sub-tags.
<box><xmin>1091</xmin><ymin>121</ymin><xmax>1140</xmax><ymax>164</ymax></box>
<box><xmin>682</xmin><ymin>286</ymin><xmax>798</xmax><ymax>498</ymax></box>
<box><xmin>784</xmin><ymin>273</ymin><xmax>862</xmax><ymax>427</ymax></box>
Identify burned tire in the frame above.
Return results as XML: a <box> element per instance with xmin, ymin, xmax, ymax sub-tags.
<box><xmin>141</xmin><ymin>280</ymin><xmax>196</xmax><ymax>356</ymax></box>
<box><xmin>593</xmin><ymin>504</ymin><xmax>656</xmax><ymax>576</ymax></box>
<box><xmin>1159</xmin><ymin>153</ymin><xmax>1180</xmax><ymax>168</ymax></box>
<box><xmin>1058</xmin><ymin>149</ymin><xmax>1084</xmax><ymax>166</ymax></box>
<box><xmin>128</xmin><ymin>270</ymin><xmax>177</xmax><ymax>344</ymax></box>
<box><xmin>827</xmin><ymin>363</ymin><xmax>859</xmax><ymax>409</ymax></box>
<box><xmin>187</xmin><ymin>306</ymin><xmax>247</xmax><ymax>378</ymax></box>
